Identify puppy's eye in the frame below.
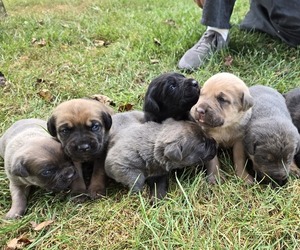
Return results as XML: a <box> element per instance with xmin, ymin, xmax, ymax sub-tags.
<box><xmin>41</xmin><ymin>169</ymin><xmax>56</xmax><ymax>177</ymax></box>
<box><xmin>217</xmin><ymin>95</ymin><xmax>229</xmax><ymax>104</ymax></box>
<box><xmin>91</xmin><ymin>123</ymin><xmax>100</xmax><ymax>132</ymax></box>
<box><xmin>59</xmin><ymin>128</ymin><xmax>70</xmax><ymax>136</ymax></box>
<box><xmin>168</xmin><ymin>84</ymin><xmax>176</xmax><ymax>91</ymax></box>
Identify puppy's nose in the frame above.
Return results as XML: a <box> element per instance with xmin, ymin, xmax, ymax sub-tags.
<box><xmin>77</xmin><ymin>143</ymin><xmax>91</xmax><ymax>152</ymax></box>
<box><xmin>196</xmin><ymin>107</ymin><xmax>206</xmax><ymax>115</ymax></box>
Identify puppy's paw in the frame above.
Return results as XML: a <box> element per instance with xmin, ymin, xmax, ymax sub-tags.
<box><xmin>70</xmin><ymin>193</ymin><xmax>90</xmax><ymax>203</ymax></box>
<box><xmin>207</xmin><ymin>173</ymin><xmax>225</xmax><ymax>184</ymax></box>
<box><xmin>5</xmin><ymin>210</ymin><xmax>24</xmax><ymax>220</ymax></box>
<box><xmin>244</xmin><ymin>175</ymin><xmax>255</xmax><ymax>185</ymax></box>
<box><xmin>88</xmin><ymin>188</ymin><xmax>106</xmax><ymax>200</ymax></box>
<box><xmin>289</xmin><ymin>162</ymin><xmax>300</xmax><ymax>178</ymax></box>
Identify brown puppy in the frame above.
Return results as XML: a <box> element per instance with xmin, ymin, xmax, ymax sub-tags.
<box><xmin>0</xmin><ymin>119</ymin><xmax>77</xmax><ymax>219</ymax></box>
<box><xmin>190</xmin><ymin>72</ymin><xmax>254</xmax><ymax>183</ymax></box>
<box><xmin>47</xmin><ymin>99</ymin><xmax>114</xmax><ymax>200</ymax></box>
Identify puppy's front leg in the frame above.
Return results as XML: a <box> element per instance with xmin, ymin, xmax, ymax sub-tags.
<box><xmin>88</xmin><ymin>158</ymin><xmax>106</xmax><ymax>200</ymax></box>
<box><xmin>5</xmin><ymin>183</ymin><xmax>31</xmax><ymax>219</ymax></box>
<box><xmin>147</xmin><ymin>174</ymin><xmax>169</xmax><ymax>204</ymax></box>
<box><xmin>233</xmin><ymin>140</ymin><xmax>253</xmax><ymax>184</ymax></box>
<box><xmin>206</xmin><ymin>156</ymin><xmax>223</xmax><ymax>184</ymax></box>
<box><xmin>70</xmin><ymin>161</ymin><xmax>87</xmax><ymax>194</ymax></box>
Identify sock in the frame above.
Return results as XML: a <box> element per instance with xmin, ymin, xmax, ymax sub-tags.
<box><xmin>207</xmin><ymin>26</ymin><xmax>229</xmax><ymax>41</ymax></box>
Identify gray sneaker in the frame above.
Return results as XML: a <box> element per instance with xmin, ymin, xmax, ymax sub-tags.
<box><xmin>178</xmin><ymin>30</ymin><xmax>229</xmax><ymax>70</ymax></box>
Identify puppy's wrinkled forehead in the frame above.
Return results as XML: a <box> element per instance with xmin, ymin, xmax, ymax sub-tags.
<box><xmin>201</xmin><ymin>72</ymin><xmax>249</xmax><ymax>97</ymax></box>
<box><xmin>54</xmin><ymin>99</ymin><xmax>105</xmax><ymax>127</ymax></box>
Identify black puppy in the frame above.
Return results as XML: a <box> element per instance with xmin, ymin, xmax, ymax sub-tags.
<box><xmin>284</xmin><ymin>87</ymin><xmax>300</xmax><ymax>167</ymax></box>
<box><xmin>143</xmin><ymin>72</ymin><xmax>200</xmax><ymax>202</ymax></box>
<box><xmin>143</xmin><ymin>72</ymin><xmax>200</xmax><ymax>123</ymax></box>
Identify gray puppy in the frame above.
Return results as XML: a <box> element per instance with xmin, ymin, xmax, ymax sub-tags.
<box><xmin>105</xmin><ymin>118</ymin><xmax>217</xmax><ymax>200</ymax></box>
<box><xmin>110</xmin><ymin>110</ymin><xmax>145</xmax><ymax>133</ymax></box>
<box><xmin>0</xmin><ymin>119</ymin><xmax>77</xmax><ymax>219</ymax></box>
<box><xmin>243</xmin><ymin>85</ymin><xmax>300</xmax><ymax>185</ymax></box>
<box><xmin>284</xmin><ymin>87</ymin><xmax>300</xmax><ymax>167</ymax></box>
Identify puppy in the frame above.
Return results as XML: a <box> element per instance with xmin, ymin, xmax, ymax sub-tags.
<box><xmin>105</xmin><ymin>118</ymin><xmax>217</xmax><ymax>201</ymax></box>
<box><xmin>284</xmin><ymin>87</ymin><xmax>300</xmax><ymax>133</ymax></box>
<box><xmin>143</xmin><ymin>72</ymin><xmax>200</xmax><ymax>196</ymax></box>
<box><xmin>243</xmin><ymin>85</ymin><xmax>300</xmax><ymax>186</ymax></box>
<box><xmin>143</xmin><ymin>72</ymin><xmax>200</xmax><ymax>123</ymax></box>
<box><xmin>110</xmin><ymin>110</ymin><xmax>146</xmax><ymax>133</ymax></box>
<box><xmin>190</xmin><ymin>72</ymin><xmax>254</xmax><ymax>183</ymax></box>
<box><xmin>47</xmin><ymin>98</ymin><xmax>114</xmax><ymax>200</ymax></box>
<box><xmin>0</xmin><ymin>119</ymin><xmax>77</xmax><ymax>219</ymax></box>
<box><xmin>284</xmin><ymin>87</ymin><xmax>300</xmax><ymax>167</ymax></box>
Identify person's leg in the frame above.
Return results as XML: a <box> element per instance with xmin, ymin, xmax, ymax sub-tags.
<box><xmin>178</xmin><ymin>0</ymin><xmax>236</xmax><ymax>70</ymax></box>
<box><xmin>240</xmin><ymin>0</ymin><xmax>300</xmax><ymax>47</ymax></box>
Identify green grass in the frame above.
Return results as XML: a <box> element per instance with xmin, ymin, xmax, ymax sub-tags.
<box><xmin>1</xmin><ymin>0</ymin><xmax>300</xmax><ymax>249</ymax></box>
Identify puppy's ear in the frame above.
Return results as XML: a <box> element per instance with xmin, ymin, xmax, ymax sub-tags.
<box><xmin>143</xmin><ymin>89</ymin><xmax>160</xmax><ymax>114</ymax></box>
<box><xmin>47</xmin><ymin>116</ymin><xmax>57</xmax><ymax>137</ymax></box>
<box><xmin>164</xmin><ymin>143</ymin><xmax>183</xmax><ymax>161</ymax></box>
<box><xmin>240</xmin><ymin>91</ymin><xmax>253</xmax><ymax>111</ymax></box>
<box><xmin>11</xmin><ymin>159</ymin><xmax>30</xmax><ymax>177</ymax></box>
<box><xmin>101</xmin><ymin>112</ymin><xmax>112</xmax><ymax>130</ymax></box>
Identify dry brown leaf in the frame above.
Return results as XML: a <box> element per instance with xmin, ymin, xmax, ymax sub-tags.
<box><xmin>90</xmin><ymin>94</ymin><xmax>115</xmax><ymax>106</ymax></box>
<box><xmin>32</xmin><ymin>219</ymin><xmax>54</xmax><ymax>231</ymax></box>
<box><xmin>164</xmin><ymin>19</ymin><xmax>176</xmax><ymax>26</ymax></box>
<box><xmin>150</xmin><ymin>59</ymin><xmax>160</xmax><ymax>64</ymax></box>
<box><xmin>32</xmin><ymin>38</ymin><xmax>47</xmax><ymax>47</ymax></box>
<box><xmin>0</xmin><ymin>71</ymin><xmax>7</xmax><ymax>87</ymax></box>
<box><xmin>37</xmin><ymin>89</ymin><xmax>53</xmax><ymax>102</ymax></box>
<box><xmin>94</xmin><ymin>39</ymin><xmax>106</xmax><ymax>47</ymax></box>
<box><xmin>224</xmin><ymin>55</ymin><xmax>233</xmax><ymax>66</ymax></box>
<box><xmin>153</xmin><ymin>38</ymin><xmax>161</xmax><ymax>46</ymax></box>
<box><xmin>118</xmin><ymin>103</ymin><xmax>133</xmax><ymax>112</ymax></box>
<box><xmin>6</xmin><ymin>234</ymin><xmax>32</xmax><ymax>250</ymax></box>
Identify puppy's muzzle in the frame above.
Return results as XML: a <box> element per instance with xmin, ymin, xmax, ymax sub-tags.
<box><xmin>50</xmin><ymin>166</ymin><xmax>77</xmax><ymax>191</ymax></box>
<box><xmin>194</xmin><ymin>104</ymin><xmax>224</xmax><ymax>127</ymax></box>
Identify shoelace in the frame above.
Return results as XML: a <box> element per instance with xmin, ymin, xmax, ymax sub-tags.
<box><xmin>194</xmin><ymin>31</ymin><xmax>217</xmax><ymax>52</ymax></box>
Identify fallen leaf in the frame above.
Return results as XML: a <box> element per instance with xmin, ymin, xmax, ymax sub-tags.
<box><xmin>164</xmin><ymin>19</ymin><xmax>176</xmax><ymax>26</ymax></box>
<box><xmin>37</xmin><ymin>89</ymin><xmax>53</xmax><ymax>102</ymax></box>
<box><xmin>118</xmin><ymin>103</ymin><xmax>133</xmax><ymax>112</ymax></box>
<box><xmin>6</xmin><ymin>234</ymin><xmax>32</xmax><ymax>250</ymax></box>
<box><xmin>0</xmin><ymin>71</ymin><xmax>7</xmax><ymax>87</ymax></box>
<box><xmin>153</xmin><ymin>38</ymin><xmax>161</xmax><ymax>46</ymax></box>
<box><xmin>150</xmin><ymin>59</ymin><xmax>160</xmax><ymax>64</ymax></box>
<box><xmin>224</xmin><ymin>55</ymin><xmax>233</xmax><ymax>66</ymax></box>
<box><xmin>32</xmin><ymin>38</ymin><xmax>47</xmax><ymax>47</ymax></box>
<box><xmin>90</xmin><ymin>94</ymin><xmax>115</xmax><ymax>106</ymax></box>
<box><xmin>32</xmin><ymin>220</ymin><xmax>54</xmax><ymax>231</ymax></box>
<box><xmin>94</xmin><ymin>40</ymin><xmax>106</xmax><ymax>47</ymax></box>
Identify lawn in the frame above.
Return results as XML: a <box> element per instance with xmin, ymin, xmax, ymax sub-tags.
<box><xmin>1</xmin><ymin>0</ymin><xmax>300</xmax><ymax>249</ymax></box>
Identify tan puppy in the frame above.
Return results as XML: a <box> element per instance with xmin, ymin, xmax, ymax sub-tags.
<box><xmin>47</xmin><ymin>99</ymin><xmax>114</xmax><ymax>200</ymax></box>
<box><xmin>0</xmin><ymin>119</ymin><xmax>77</xmax><ymax>219</ymax></box>
<box><xmin>191</xmin><ymin>72</ymin><xmax>254</xmax><ymax>183</ymax></box>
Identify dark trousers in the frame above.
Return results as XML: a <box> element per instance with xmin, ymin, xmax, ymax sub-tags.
<box><xmin>201</xmin><ymin>0</ymin><xmax>300</xmax><ymax>46</ymax></box>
